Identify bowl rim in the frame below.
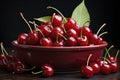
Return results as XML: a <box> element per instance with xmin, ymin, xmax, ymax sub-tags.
<box><xmin>11</xmin><ymin>40</ymin><xmax>108</xmax><ymax>50</ymax></box>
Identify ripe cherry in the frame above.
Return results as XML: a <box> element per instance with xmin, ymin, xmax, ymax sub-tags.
<box><xmin>80</xmin><ymin>54</ymin><xmax>94</xmax><ymax>78</ymax></box>
<box><xmin>65</xmin><ymin>36</ymin><xmax>77</xmax><ymax>46</ymax></box>
<box><xmin>20</xmin><ymin>12</ymin><xmax>39</xmax><ymax>45</ymax></box>
<box><xmin>90</xmin><ymin>62</ymin><xmax>100</xmax><ymax>74</ymax></box>
<box><xmin>109</xmin><ymin>62</ymin><xmax>119</xmax><ymax>73</ymax></box>
<box><xmin>32</xmin><ymin>64</ymin><xmax>54</xmax><ymax>77</ymax></box>
<box><xmin>40</xmin><ymin>37</ymin><xmax>52</xmax><ymax>46</ymax></box>
<box><xmin>17</xmin><ymin>33</ymin><xmax>28</xmax><ymax>45</ymax></box>
<box><xmin>52</xmin><ymin>13</ymin><xmax>62</xmax><ymax>27</ymax></box>
<box><xmin>51</xmin><ymin>27</ymin><xmax>64</xmax><ymax>40</ymax></box>
<box><xmin>64</xmin><ymin>18</ymin><xmax>76</xmax><ymax>30</ymax></box>
<box><xmin>65</xmin><ymin>29</ymin><xmax>78</xmax><ymax>38</ymax></box>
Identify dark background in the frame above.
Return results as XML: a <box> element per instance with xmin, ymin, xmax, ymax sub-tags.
<box><xmin>0</xmin><ymin>0</ymin><xmax>119</xmax><ymax>48</ymax></box>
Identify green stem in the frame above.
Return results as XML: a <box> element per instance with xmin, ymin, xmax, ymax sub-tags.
<box><xmin>96</xmin><ymin>23</ymin><xmax>106</xmax><ymax>35</ymax></box>
<box><xmin>87</xmin><ymin>54</ymin><xmax>92</xmax><ymax>66</ymax></box>
<box><xmin>115</xmin><ymin>50</ymin><xmax>119</xmax><ymax>61</ymax></box>
<box><xmin>20</xmin><ymin>12</ymin><xmax>33</xmax><ymax>33</ymax></box>
<box><xmin>32</xmin><ymin>71</ymin><xmax>43</xmax><ymax>75</ymax></box>
<box><xmin>99</xmin><ymin>31</ymin><xmax>108</xmax><ymax>37</ymax></box>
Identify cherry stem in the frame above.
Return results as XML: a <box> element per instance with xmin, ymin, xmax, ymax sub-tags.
<box><xmin>98</xmin><ymin>31</ymin><xmax>108</xmax><ymax>37</ymax></box>
<box><xmin>47</xmin><ymin>6</ymin><xmax>67</xmax><ymax>33</ymax></box>
<box><xmin>0</xmin><ymin>42</ymin><xmax>8</xmax><ymax>55</ymax></box>
<box><xmin>87</xmin><ymin>54</ymin><xmax>92</xmax><ymax>66</ymax></box>
<box><xmin>105</xmin><ymin>45</ymin><xmax>114</xmax><ymax>57</ymax></box>
<box><xmin>32</xmin><ymin>71</ymin><xmax>43</xmax><ymax>75</ymax></box>
<box><xmin>96</xmin><ymin>23</ymin><xmax>106</xmax><ymax>35</ymax></box>
<box><xmin>29</xmin><ymin>21</ymin><xmax>39</xmax><ymax>28</ymax></box>
<box><xmin>57</xmin><ymin>33</ymin><xmax>67</xmax><ymax>40</ymax></box>
<box><xmin>20</xmin><ymin>12</ymin><xmax>33</xmax><ymax>33</ymax></box>
<box><xmin>47</xmin><ymin>6</ymin><xmax>67</xmax><ymax>22</ymax></box>
<box><xmin>20</xmin><ymin>66</ymin><xmax>36</xmax><ymax>71</ymax></box>
<box><xmin>102</xmin><ymin>57</ymin><xmax>111</xmax><ymax>63</ymax></box>
<box><xmin>115</xmin><ymin>49</ymin><xmax>119</xmax><ymax>61</ymax></box>
<box><xmin>36</xmin><ymin>28</ymin><xmax>45</xmax><ymax>37</ymax></box>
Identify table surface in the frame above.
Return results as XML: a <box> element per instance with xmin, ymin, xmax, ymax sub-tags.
<box><xmin>0</xmin><ymin>48</ymin><xmax>120</xmax><ymax>80</ymax></box>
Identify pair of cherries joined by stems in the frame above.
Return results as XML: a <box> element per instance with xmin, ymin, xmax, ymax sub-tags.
<box><xmin>81</xmin><ymin>45</ymin><xmax>119</xmax><ymax>78</ymax></box>
<box><xmin>17</xmin><ymin>6</ymin><xmax>107</xmax><ymax>46</ymax></box>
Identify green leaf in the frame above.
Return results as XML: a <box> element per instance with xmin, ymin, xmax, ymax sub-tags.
<box><xmin>34</xmin><ymin>16</ymin><xmax>51</xmax><ymax>22</ymax></box>
<box><xmin>71</xmin><ymin>0</ymin><xmax>90</xmax><ymax>27</ymax></box>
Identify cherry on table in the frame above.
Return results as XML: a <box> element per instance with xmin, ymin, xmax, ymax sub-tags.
<box><xmin>80</xmin><ymin>54</ymin><xmax>94</xmax><ymax>78</ymax></box>
<box><xmin>90</xmin><ymin>62</ymin><xmax>100</xmax><ymax>74</ymax></box>
<box><xmin>32</xmin><ymin>64</ymin><xmax>54</xmax><ymax>77</ymax></box>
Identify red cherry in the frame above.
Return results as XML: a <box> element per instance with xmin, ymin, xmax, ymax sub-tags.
<box><xmin>80</xmin><ymin>54</ymin><xmax>94</xmax><ymax>78</ymax></box>
<box><xmin>100</xmin><ymin>62</ymin><xmax>111</xmax><ymax>74</ymax></box>
<box><xmin>64</xmin><ymin>18</ymin><xmax>76</xmax><ymax>30</ymax></box>
<box><xmin>32</xmin><ymin>64</ymin><xmax>54</xmax><ymax>77</ymax></box>
<box><xmin>52</xmin><ymin>13</ymin><xmax>62</xmax><ymax>27</ymax></box>
<box><xmin>40</xmin><ymin>21</ymin><xmax>52</xmax><ymax>26</ymax></box>
<box><xmin>90</xmin><ymin>62</ymin><xmax>100</xmax><ymax>74</ymax></box>
<box><xmin>110</xmin><ymin>62</ymin><xmax>119</xmax><ymax>73</ymax></box>
<box><xmin>80</xmin><ymin>26</ymin><xmax>92</xmax><ymax>37</ymax></box>
<box><xmin>40</xmin><ymin>37</ymin><xmax>52</xmax><ymax>46</ymax></box>
<box><xmin>65</xmin><ymin>29</ymin><xmax>78</xmax><ymax>38</ymax></box>
<box><xmin>51</xmin><ymin>27</ymin><xmax>64</xmax><ymax>40</ymax></box>
<box><xmin>77</xmin><ymin>35</ymin><xmax>89</xmax><ymax>46</ymax></box>
<box><xmin>0</xmin><ymin>54</ymin><xmax>7</xmax><ymax>70</ymax></box>
<box><xmin>26</xmin><ymin>31</ymin><xmax>39</xmax><ymax>45</ymax></box>
<box><xmin>17</xmin><ymin>33</ymin><xmax>28</xmax><ymax>45</ymax></box>
<box><xmin>65</xmin><ymin>36</ymin><xmax>77</xmax><ymax>46</ymax></box>
<box><xmin>38</xmin><ymin>25</ymin><xmax>52</xmax><ymax>37</ymax></box>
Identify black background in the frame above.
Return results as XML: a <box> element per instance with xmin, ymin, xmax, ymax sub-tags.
<box><xmin>0</xmin><ymin>0</ymin><xmax>119</xmax><ymax>48</ymax></box>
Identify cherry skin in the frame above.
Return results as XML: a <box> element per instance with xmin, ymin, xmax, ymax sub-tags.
<box><xmin>80</xmin><ymin>66</ymin><xmax>94</xmax><ymax>78</ymax></box>
<box><xmin>52</xmin><ymin>14</ymin><xmax>62</xmax><ymax>27</ymax></box>
<box><xmin>64</xmin><ymin>18</ymin><xmax>76</xmax><ymax>30</ymax></box>
<box><xmin>90</xmin><ymin>62</ymin><xmax>100</xmax><ymax>74</ymax></box>
<box><xmin>52</xmin><ymin>39</ymin><xmax>64</xmax><ymax>47</ymax></box>
<box><xmin>51</xmin><ymin>27</ymin><xmax>64</xmax><ymax>40</ymax></box>
<box><xmin>26</xmin><ymin>31</ymin><xmax>39</xmax><ymax>45</ymax></box>
<box><xmin>0</xmin><ymin>54</ymin><xmax>7</xmax><ymax>70</ymax></box>
<box><xmin>77</xmin><ymin>35</ymin><xmax>89</xmax><ymax>46</ymax></box>
<box><xmin>17</xmin><ymin>33</ymin><xmax>28</xmax><ymax>45</ymax></box>
<box><xmin>109</xmin><ymin>62</ymin><xmax>119</xmax><ymax>73</ymax></box>
<box><xmin>80</xmin><ymin>27</ymin><xmax>92</xmax><ymax>38</ymax></box>
<box><xmin>40</xmin><ymin>21</ymin><xmax>52</xmax><ymax>26</ymax></box>
<box><xmin>32</xmin><ymin>64</ymin><xmax>54</xmax><ymax>77</ymax></box>
<box><xmin>100</xmin><ymin>62</ymin><xmax>111</xmax><ymax>74</ymax></box>
<box><xmin>40</xmin><ymin>37</ymin><xmax>52</xmax><ymax>46</ymax></box>
<box><xmin>38</xmin><ymin>25</ymin><xmax>52</xmax><ymax>37</ymax></box>
<box><xmin>65</xmin><ymin>36</ymin><xmax>77</xmax><ymax>46</ymax></box>
<box><xmin>107</xmin><ymin>56</ymin><xmax>118</xmax><ymax>64</ymax></box>
<box><xmin>65</xmin><ymin>29</ymin><xmax>78</xmax><ymax>38</ymax></box>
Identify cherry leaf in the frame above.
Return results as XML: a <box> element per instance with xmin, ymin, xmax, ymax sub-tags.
<box><xmin>71</xmin><ymin>0</ymin><xmax>90</xmax><ymax>27</ymax></box>
<box><xmin>34</xmin><ymin>16</ymin><xmax>51</xmax><ymax>22</ymax></box>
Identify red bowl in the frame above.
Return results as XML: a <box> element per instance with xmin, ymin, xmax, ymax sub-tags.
<box><xmin>11</xmin><ymin>40</ymin><xmax>108</xmax><ymax>72</ymax></box>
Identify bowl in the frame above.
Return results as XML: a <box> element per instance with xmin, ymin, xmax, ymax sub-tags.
<box><xmin>11</xmin><ymin>40</ymin><xmax>108</xmax><ymax>72</ymax></box>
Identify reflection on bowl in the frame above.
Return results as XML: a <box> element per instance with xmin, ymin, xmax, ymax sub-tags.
<box><xmin>11</xmin><ymin>40</ymin><xmax>108</xmax><ymax>72</ymax></box>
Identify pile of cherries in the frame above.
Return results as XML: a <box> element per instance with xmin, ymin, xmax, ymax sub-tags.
<box><xmin>17</xmin><ymin>12</ymin><xmax>107</xmax><ymax>46</ymax></box>
<box><xmin>0</xmin><ymin>42</ymin><xmax>54</xmax><ymax>77</ymax></box>
<box><xmin>80</xmin><ymin>45</ymin><xmax>119</xmax><ymax>78</ymax></box>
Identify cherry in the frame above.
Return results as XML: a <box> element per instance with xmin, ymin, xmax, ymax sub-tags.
<box><xmin>51</xmin><ymin>27</ymin><xmax>64</xmax><ymax>40</ymax></box>
<box><xmin>109</xmin><ymin>62</ymin><xmax>119</xmax><ymax>73</ymax></box>
<box><xmin>80</xmin><ymin>54</ymin><xmax>94</xmax><ymax>78</ymax></box>
<box><xmin>38</xmin><ymin>25</ymin><xmax>52</xmax><ymax>37</ymax></box>
<box><xmin>64</xmin><ymin>18</ymin><xmax>77</xmax><ymax>30</ymax></box>
<box><xmin>17</xmin><ymin>33</ymin><xmax>28</xmax><ymax>45</ymax></box>
<box><xmin>0</xmin><ymin>54</ymin><xmax>7</xmax><ymax>70</ymax></box>
<box><xmin>40</xmin><ymin>21</ymin><xmax>52</xmax><ymax>26</ymax></box>
<box><xmin>20</xmin><ymin>12</ymin><xmax>39</xmax><ymax>45</ymax></box>
<box><xmin>90</xmin><ymin>62</ymin><xmax>100</xmax><ymax>74</ymax></box>
<box><xmin>100</xmin><ymin>61</ymin><xmax>111</xmax><ymax>75</ymax></box>
<box><xmin>32</xmin><ymin>64</ymin><xmax>54</xmax><ymax>77</ymax></box>
<box><xmin>40</xmin><ymin>37</ymin><xmax>52</xmax><ymax>46</ymax></box>
<box><xmin>51</xmin><ymin>13</ymin><xmax>62</xmax><ymax>27</ymax></box>
<box><xmin>65</xmin><ymin>29</ymin><xmax>78</xmax><ymax>38</ymax></box>
<box><xmin>77</xmin><ymin>27</ymin><xmax>89</xmax><ymax>46</ymax></box>
<box><xmin>89</xmin><ymin>23</ymin><xmax>107</xmax><ymax>45</ymax></box>
<box><xmin>65</xmin><ymin>36</ymin><xmax>77</xmax><ymax>46</ymax></box>
<box><xmin>52</xmin><ymin>33</ymin><xmax>64</xmax><ymax>47</ymax></box>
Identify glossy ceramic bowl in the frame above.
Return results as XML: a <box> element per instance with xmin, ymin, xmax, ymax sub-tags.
<box><xmin>11</xmin><ymin>40</ymin><xmax>108</xmax><ymax>72</ymax></box>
